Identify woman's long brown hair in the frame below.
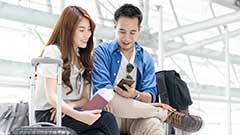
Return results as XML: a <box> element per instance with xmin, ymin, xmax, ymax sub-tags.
<box><xmin>45</xmin><ymin>6</ymin><xmax>95</xmax><ymax>94</ymax></box>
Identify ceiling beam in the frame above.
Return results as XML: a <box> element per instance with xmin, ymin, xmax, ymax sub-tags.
<box><xmin>165</xmin><ymin>28</ymin><xmax>240</xmax><ymax>57</ymax></box>
<box><xmin>0</xmin><ymin>59</ymin><xmax>239</xmax><ymax>98</ymax></box>
<box><xmin>2</xmin><ymin>1</ymin><xmax>240</xmax><ymax>65</ymax></box>
<box><xmin>0</xmin><ymin>1</ymin><xmax>57</xmax><ymax>28</ymax></box>
<box><xmin>0</xmin><ymin>59</ymin><xmax>30</xmax><ymax>78</ymax></box>
<box><xmin>163</xmin><ymin>10</ymin><xmax>240</xmax><ymax>41</ymax></box>
<box><xmin>188</xmin><ymin>82</ymin><xmax>240</xmax><ymax>99</ymax></box>
<box><xmin>212</xmin><ymin>0</ymin><xmax>239</xmax><ymax>10</ymax></box>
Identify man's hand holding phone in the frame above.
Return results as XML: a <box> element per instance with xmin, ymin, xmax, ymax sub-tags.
<box><xmin>117</xmin><ymin>78</ymin><xmax>135</xmax><ymax>91</ymax></box>
<box><xmin>115</xmin><ymin>78</ymin><xmax>138</xmax><ymax>98</ymax></box>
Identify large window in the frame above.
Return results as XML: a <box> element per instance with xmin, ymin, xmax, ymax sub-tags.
<box><xmin>0</xmin><ymin>0</ymin><xmax>240</xmax><ymax>135</ymax></box>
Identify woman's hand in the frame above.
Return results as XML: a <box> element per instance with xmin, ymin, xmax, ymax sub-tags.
<box><xmin>50</xmin><ymin>108</ymin><xmax>66</xmax><ymax>123</ymax></box>
<box><xmin>50</xmin><ymin>101</ymin><xmax>80</xmax><ymax>122</ymax></box>
<box><xmin>74</xmin><ymin>110</ymin><xmax>102</xmax><ymax>125</ymax></box>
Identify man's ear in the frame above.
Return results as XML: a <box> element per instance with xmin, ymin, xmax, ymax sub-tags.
<box><xmin>138</xmin><ymin>26</ymin><xmax>141</xmax><ymax>32</ymax></box>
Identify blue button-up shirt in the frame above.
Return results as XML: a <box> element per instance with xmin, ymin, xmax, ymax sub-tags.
<box><xmin>92</xmin><ymin>40</ymin><xmax>157</xmax><ymax>102</ymax></box>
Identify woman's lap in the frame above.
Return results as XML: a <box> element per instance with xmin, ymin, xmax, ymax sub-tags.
<box><xmin>35</xmin><ymin>110</ymin><xmax>119</xmax><ymax>135</ymax></box>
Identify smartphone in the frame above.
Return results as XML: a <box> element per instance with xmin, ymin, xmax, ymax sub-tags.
<box><xmin>117</xmin><ymin>78</ymin><xmax>135</xmax><ymax>91</ymax></box>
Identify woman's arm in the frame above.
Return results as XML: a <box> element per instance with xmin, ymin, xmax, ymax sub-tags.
<box><xmin>45</xmin><ymin>78</ymin><xmax>101</xmax><ymax>125</ymax></box>
<box><xmin>68</xmin><ymin>81</ymin><xmax>91</xmax><ymax>109</ymax></box>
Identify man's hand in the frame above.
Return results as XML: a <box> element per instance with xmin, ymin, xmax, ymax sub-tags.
<box><xmin>151</xmin><ymin>103</ymin><xmax>176</xmax><ymax>112</ymax></box>
<box><xmin>114</xmin><ymin>84</ymin><xmax>137</xmax><ymax>98</ymax></box>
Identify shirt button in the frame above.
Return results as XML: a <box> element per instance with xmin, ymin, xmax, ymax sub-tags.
<box><xmin>114</xmin><ymin>73</ymin><xmax>116</xmax><ymax>76</ymax></box>
<box><xmin>117</xmin><ymin>60</ymin><xmax>120</xmax><ymax>63</ymax></box>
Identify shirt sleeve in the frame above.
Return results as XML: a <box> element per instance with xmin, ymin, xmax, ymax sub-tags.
<box><xmin>37</xmin><ymin>45</ymin><xmax>61</xmax><ymax>79</ymax></box>
<box><xmin>91</xmin><ymin>45</ymin><xmax>114</xmax><ymax>95</ymax></box>
<box><xmin>141</xmin><ymin>51</ymin><xmax>157</xmax><ymax>102</ymax></box>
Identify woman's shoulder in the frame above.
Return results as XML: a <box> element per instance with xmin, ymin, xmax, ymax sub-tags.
<box><xmin>44</xmin><ymin>44</ymin><xmax>60</xmax><ymax>52</ymax></box>
<box><xmin>42</xmin><ymin>44</ymin><xmax>61</xmax><ymax>59</ymax></box>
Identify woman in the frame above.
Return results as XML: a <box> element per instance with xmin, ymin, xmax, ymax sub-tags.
<box><xmin>34</xmin><ymin>5</ymin><xmax>119</xmax><ymax>135</ymax></box>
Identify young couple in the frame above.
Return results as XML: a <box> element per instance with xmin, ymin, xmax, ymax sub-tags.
<box><xmin>34</xmin><ymin>4</ymin><xmax>203</xmax><ymax>135</ymax></box>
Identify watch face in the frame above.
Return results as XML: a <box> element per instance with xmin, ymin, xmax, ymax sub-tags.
<box><xmin>133</xmin><ymin>92</ymin><xmax>140</xmax><ymax>99</ymax></box>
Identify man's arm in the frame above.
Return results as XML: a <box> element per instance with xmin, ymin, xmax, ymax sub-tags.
<box><xmin>115</xmin><ymin>85</ymin><xmax>152</xmax><ymax>103</ymax></box>
<box><xmin>135</xmin><ymin>91</ymin><xmax>152</xmax><ymax>103</ymax></box>
<box><xmin>92</xmin><ymin>46</ymin><xmax>113</xmax><ymax>94</ymax></box>
<box><xmin>114</xmin><ymin>51</ymin><xmax>157</xmax><ymax>103</ymax></box>
<box><xmin>139</xmin><ymin>51</ymin><xmax>157</xmax><ymax>102</ymax></box>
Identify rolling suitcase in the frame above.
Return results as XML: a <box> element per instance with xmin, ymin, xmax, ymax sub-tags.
<box><xmin>10</xmin><ymin>57</ymin><xmax>77</xmax><ymax>135</ymax></box>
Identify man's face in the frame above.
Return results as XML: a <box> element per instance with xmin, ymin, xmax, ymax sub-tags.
<box><xmin>115</xmin><ymin>16</ymin><xmax>140</xmax><ymax>51</ymax></box>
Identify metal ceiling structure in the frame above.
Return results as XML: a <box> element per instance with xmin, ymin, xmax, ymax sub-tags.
<box><xmin>0</xmin><ymin>0</ymin><xmax>240</xmax><ymax>95</ymax></box>
<box><xmin>1</xmin><ymin>1</ymin><xmax>240</xmax><ymax>61</ymax></box>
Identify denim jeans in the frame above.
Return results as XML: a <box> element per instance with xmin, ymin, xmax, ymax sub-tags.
<box><xmin>35</xmin><ymin>109</ymin><xmax>120</xmax><ymax>135</ymax></box>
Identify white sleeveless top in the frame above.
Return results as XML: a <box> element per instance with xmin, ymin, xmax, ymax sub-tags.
<box><xmin>34</xmin><ymin>45</ymin><xmax>84</xmax><ymax>110</ymax></box>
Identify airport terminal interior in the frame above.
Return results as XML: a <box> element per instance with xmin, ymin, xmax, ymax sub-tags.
<box><xmin>0</xmin><ymin>0</ymin><xmax>240</xmax><ymax>135</ymax></box>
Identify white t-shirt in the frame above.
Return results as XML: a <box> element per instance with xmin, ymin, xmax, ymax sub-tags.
<box><xmin>34</xmin><ymin>45</ymin><xmax>84</xmax><ymax>110</ymax></box>
<box><xmin>114</xmin><ymin>47</ymin><xmax>137</xmax><ymax>88</ymax></box>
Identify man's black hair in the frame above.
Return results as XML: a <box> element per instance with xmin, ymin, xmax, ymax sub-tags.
<box><xmin>114</xmin><ymin>3</ymin><xmax>143</xmax><ymax>26</ymax></box>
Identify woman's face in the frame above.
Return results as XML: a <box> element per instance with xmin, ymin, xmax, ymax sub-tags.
<box><xmin>73</xmin><ymin>17</ymin><xmax>92</xmax><ymax>49</ymax></box>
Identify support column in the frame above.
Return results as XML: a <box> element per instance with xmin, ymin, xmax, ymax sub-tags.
<box><xmin>156</xmin><ymin>6</ymin><xmax>164</xmax><ymax>71</ymax></box>
<box><xmin>224</xmin><ymin>25</ymin><xmax>232</xmax><ymax>135</ymax></box>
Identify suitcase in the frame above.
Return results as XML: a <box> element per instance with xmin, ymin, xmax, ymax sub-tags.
<box><xmin>10</xmin><ymin>57</ymin><xmax>77</xmax><ymax>135</ymax></box>
<box><xmin>10</xmin><ymin>122</ymin><xmax>77</xmax><ymax>135</ymax></box>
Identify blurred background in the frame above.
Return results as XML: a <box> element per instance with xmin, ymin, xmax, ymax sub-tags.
<box><xmin>0</xmin><ymin>0</ymin><xmax>240</xmax><ymax>135</ymax></box>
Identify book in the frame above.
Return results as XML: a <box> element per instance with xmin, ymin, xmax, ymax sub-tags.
<box><xmin>82</xmin><ymin>94</ymin><xmax>108</xmax><ymax>111</ymax></box>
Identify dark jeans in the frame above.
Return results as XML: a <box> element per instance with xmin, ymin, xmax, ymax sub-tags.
<box><xmin>35</xmin><ymin>109</ymin><xmax>120</xmax><ymax>135</ymax></box>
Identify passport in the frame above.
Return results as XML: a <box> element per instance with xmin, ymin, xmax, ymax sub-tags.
<box><xmin>81</xmin><ymin>93</ymin><xmax>109</xmax><ymax>111</ymax></box>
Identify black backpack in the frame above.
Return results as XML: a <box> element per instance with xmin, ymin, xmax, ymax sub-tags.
<box><xmin>155</xmin><ymin>70</ymin><xmax>192</xmax><ymax>111</ymax></box>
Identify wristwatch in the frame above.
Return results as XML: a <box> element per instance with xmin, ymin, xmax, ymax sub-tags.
<box><xmin>133</xmin><ymin>91</ymin><xmax>141</xmax><ymax>100</ymax></box>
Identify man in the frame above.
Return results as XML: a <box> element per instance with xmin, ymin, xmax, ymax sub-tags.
<box><xmin>92</xmin><ymin>3</ymin><xmax>203</xmax><ymax>135</ymax></box>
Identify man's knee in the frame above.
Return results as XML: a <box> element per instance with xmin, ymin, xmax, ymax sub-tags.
<box><xmin>130</xmin><ymin>118</ymin><xmax>165</xmax><ymax>135</ymax></box>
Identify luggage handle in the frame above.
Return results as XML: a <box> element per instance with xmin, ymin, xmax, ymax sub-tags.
<box><xmin>30</xmin><ymin>57</ymin><xmax>63</xmax><ymax>127</ymax></box>
<box><xmin>31</xmin><ymin>57</ymin><xmax>63</xmax><ymax>67</ymax></box>
<box><xmin>31</xmin><ymin>122</ymin><xmax>57</xmax><ymax>127</ymax></box>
